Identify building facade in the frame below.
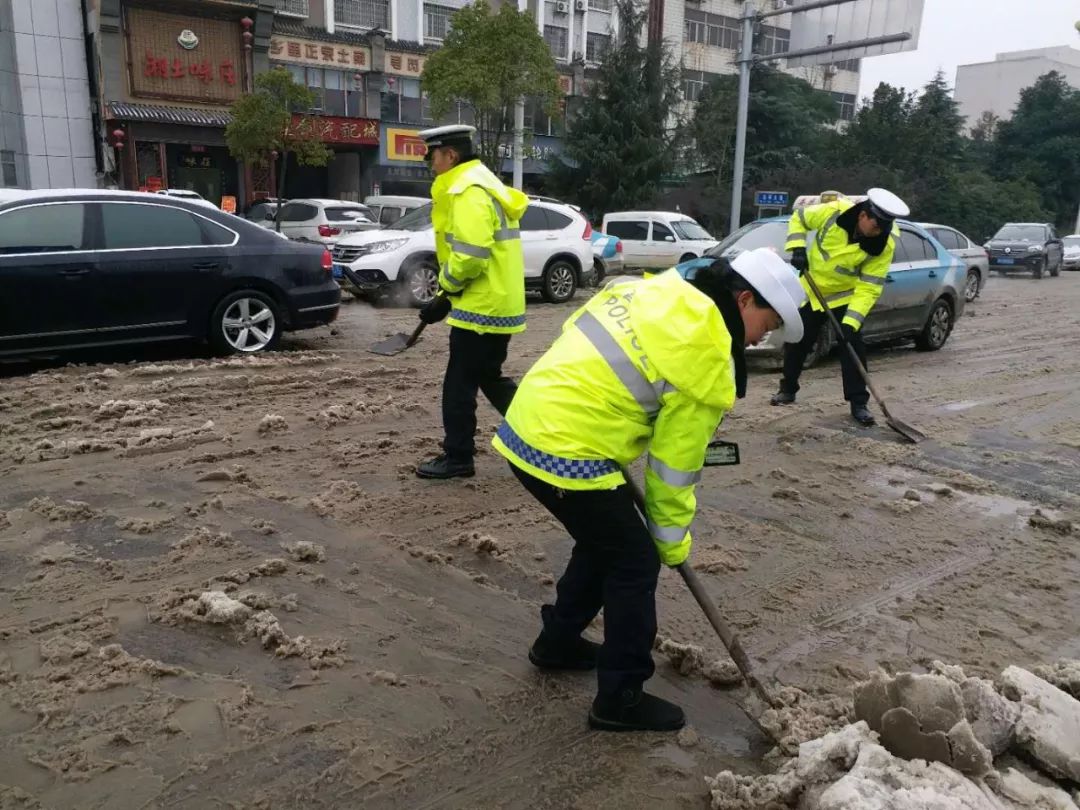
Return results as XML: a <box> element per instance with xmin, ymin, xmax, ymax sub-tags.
<box><xmin>0</xmin><ymin>0</ymin><xmax>98</xmax><ymax>189</ymax></box>
<box><xmin>955</xmin><ymin>47</ymin><xmax>1080</xmax><ymax>132</ymax></box>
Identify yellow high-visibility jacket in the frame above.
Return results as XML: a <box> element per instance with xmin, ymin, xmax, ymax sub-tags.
<box><xmin>492</xmin><ymin>270</ymin><xmax>737</xmax><ymax>566</ymax></box>
<box><xmin>431</xmin><ymin>159</ymin><xmax>528</xmax><ymax>334</ymax></box>
<box><xmin>785</xmin><ymin>199</ymin><xmax>898</xmax><ymax>331</ymax></box>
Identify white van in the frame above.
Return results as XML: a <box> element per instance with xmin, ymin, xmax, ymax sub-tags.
<box><xmin>363</xmin><ymin>195</ymin><xmax>430</xmax><ymax>228</ymax></box>
<box><xmin>601</xmin><ymin>211</ymin><xmax>718</xmax><ymax>271</ymax></box>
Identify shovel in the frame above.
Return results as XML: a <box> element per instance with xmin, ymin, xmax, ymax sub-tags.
<box><xmin>801</xmin><ymin>272</ymin><xmax>927</xmax><ymax>444</ymax></box>
<box><xmin>621</xmin><ymin>468</ymin><xmax>789</xmax><ymax>749</ymax></box>
<box><xmin>367</xmin><ymin>287</ymin><xmax>444</xmax><ymax>357</ymax></box>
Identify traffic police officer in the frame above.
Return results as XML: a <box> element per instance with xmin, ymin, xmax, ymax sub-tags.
<box><xmin>414</xmin><ymin>125</ymin><xmax>529</xmax><ymax>480</ymax></box>
<box><xmin>493</xmin><ymin>249</ymin><xmax>807</xmax><ymax>731</ymax></box>
<box><xmin>771</xmin><ymin>188</ymin><xmax>909</xmax><ymax>426</ymax></box>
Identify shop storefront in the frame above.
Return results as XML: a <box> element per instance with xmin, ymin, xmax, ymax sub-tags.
<box><xmin>107</xmin><ymin>5</ymin><xmax>250</xmax><ymax>204</ymax></box>
<box><xmin>268</xmin><ymin>27</ymin><xmax>382</xmax><ymax>201</ymax></box>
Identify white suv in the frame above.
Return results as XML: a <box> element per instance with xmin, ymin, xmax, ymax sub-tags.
<box><xmin>602</xmin><ymin>211</ymin><xmax>718</xmax><ymax>271</ymax></box>
<box><xmin>332</xmin><ymin>199</ymin><xmax>594</xmax><ymax>307</ymax></box>
<box><xmin>263</xmin><ymin>199</ymin><xmax>380</xmax><ymax>247</ymax></box>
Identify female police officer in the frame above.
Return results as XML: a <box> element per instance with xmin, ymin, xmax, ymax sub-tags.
<box><xmin>492</xmin><ymin>248</ymin><xmax>806</xmax><ymax>731</ymax></box>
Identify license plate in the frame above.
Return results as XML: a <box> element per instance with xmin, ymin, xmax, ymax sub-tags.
<box><xmin>332</xmin><ymin>264</ymin><xmax>345</xmax><ymax>278</ymax></box>
<box><xmin>996</xmin><ymin>258</ymin><xmax>1014</xmax><ymax>265</ymax></box>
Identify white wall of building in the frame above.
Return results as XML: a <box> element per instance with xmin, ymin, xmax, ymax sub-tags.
<box><xmin>0</xmin><ymin>0</ymin><xmax>96</xmax><ymax>189</ymax></box>
<box><xmin>955</xmin><ymin>47</ymin><xmax>1080</xmax><ymax>131</ymax></box>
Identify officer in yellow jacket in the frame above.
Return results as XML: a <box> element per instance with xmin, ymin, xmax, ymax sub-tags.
<box><xmin>414</xmin><ymin>125</ymin><xmax>529</xmax><ymax>480</ymax></box>
<box><xmin>771</xmin><ymin>188</ymin><xmax>909</xmax><ymax>425</ymax></box>
<box><xmin>493</xmin><ymin>249</ymin><xmax>806</xmax><ymax>731</ymax></box>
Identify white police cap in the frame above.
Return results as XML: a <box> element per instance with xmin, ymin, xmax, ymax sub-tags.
<box><xmin>866</xmin><ymin>188</ymin><xmax>910</xmax><ymax>221</ymax></box>
<box><xmin>731</xmin><ymin>248</ymin><xmax>808</xmax><ymax>344</ymax></box>
<box><xmin>417</xmin><ymin>125</ymin><xmax>477</xmax><ymax>149</ymax></box>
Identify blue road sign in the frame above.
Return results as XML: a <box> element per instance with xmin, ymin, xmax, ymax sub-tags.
<box><xmin>755</xmin><ymin>190</ymin><xmax>789</xmax><ymax>207</ymax></box>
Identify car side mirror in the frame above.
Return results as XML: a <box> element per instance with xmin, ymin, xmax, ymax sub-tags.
<box><xmin>664</xmin><ymin>235</ymin><xmax>675</xmax><ymax>243</ymax></box>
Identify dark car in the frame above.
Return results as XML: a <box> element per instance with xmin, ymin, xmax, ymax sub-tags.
<box><xmin>0</xmin><ymin>189</ymin><xmax>340</xmax><ymax>357</ymax></box>
<box><xmin>984</xmin><ymin>223</ymin><xmax>1064</xmax><ymax>279</ymax></box>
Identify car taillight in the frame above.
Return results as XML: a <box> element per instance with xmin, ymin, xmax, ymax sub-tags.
<box><xmin>318</xmin><ymin>224</ymin><xmax>341</xmax><ymax>237</ymax></box>
<box><xmin>615</xmin><ymin>240</ymin><xmax>623</xmax><ymax>253</ymax></box>
<box><xmin>321</xmin><ymin>249</ymin><xmax>333</xmax><ymax>277</ymax></box>
<box><xmin>582</xmin><ymin>221</ymin><xmax>593</xmax><ymax>240</ymax></box>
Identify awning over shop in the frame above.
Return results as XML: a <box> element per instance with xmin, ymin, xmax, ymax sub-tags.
<box><xmin>106</xmin><ymin>101</ymin><xmax>233</xmax><ymax>128</ymax></box>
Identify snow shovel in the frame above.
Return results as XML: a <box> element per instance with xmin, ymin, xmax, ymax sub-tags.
<box><xmin>367</xmin><ymin>289</ymin><xmax>444</xmax><ymax>357</ymax></box>
<box><xmin>801</xmin><ymin>272</ymin><xmax>927</xmax><ymax>444</ymax></box>
<box><xmin>621</xmin><ymin>468</ymin><xmax>789</xmax><ymax>750</ymax></box>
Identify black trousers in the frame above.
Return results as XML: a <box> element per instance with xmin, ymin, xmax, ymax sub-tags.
<box><xmin>780</xmin><ymin>303</ymin><xmax>869</xmax><ymax>407</ymax></box>
<box><xmin>442</xmin><ymin>327</ymin><xmax>517</xmax><ymax>461</ymax></box>
<box><xmin>510</xmin><ymin>464</ymin><xmax>661</xmax><ymax>697</ymax></box>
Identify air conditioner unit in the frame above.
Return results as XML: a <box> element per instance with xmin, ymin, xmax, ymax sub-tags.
<box><xmin>555</xmin><ymin>1</ymin><xmax>568</xmax><ymax>14</ymax></box>
<box><xmin>823</xmin><ymin>64</ymin><xmax>838</xmax><ymax>78</ymax></box>
<box><xmin>574</xmin><ymin>0</ymin><xmax>586</xmax><ymax>10</ymax></box>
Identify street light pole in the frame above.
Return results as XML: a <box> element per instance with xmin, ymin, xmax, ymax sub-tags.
<box><xmin>729</xmin><ymin>2</ymin><xmax>754</xmax><ymax>235</ymax></box>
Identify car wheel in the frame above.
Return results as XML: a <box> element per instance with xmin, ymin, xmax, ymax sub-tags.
<box><xmin>1033</xmin><ymin>258</ymin><xmax>1044</xmax><ymax>279</ymax></box>
<box><xmin>210</xmin><ymin>290</ymin><xmax>282</xmax><ymax>355</ymax></box>
<box><xmin>679</xmin><ymin>253</ymin><xmax>697</xmax><ymax>264</ymax></box>
<box><xmin>963</xmin><ymin>269</ymin><xmax>980</xmax><ymax>302</ymax></box>
<box><xmin>803</xmin><ymin>325</ymin><xmax>833</xmax><ymax>368</ymax></box>
<box><xmin>542</xmin><ymin>259</ymin><xmax>578</xmax><ymax>303</ymax></box>
<box><xmin>914</xmin><ymin>298</ymin><xmax>953</xmax><ymax>352</ymax></box>
<box><xmin>591</xmin><ymin>258</ymin><xmax>606</xmax><ymax>288</ymax></box>
<box><xmin>403</xmin><ymin>261</ymin><xmax>439</xmax><ymax>307</ymax></box>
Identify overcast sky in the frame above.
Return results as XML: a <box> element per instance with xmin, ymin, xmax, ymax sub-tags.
<box><xmin>857</xmin><ymin>0</ymin><xmax>1080</xmax><ymax>99</ymax></box>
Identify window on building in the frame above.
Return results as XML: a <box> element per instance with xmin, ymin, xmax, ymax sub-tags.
<box><xmin>275</xmin><ymin>0</ymin><xmax>310</xmax><ymax>16</ymax></box>
<box><xmin>0</xmin><ymin>150</ymin><xmax>16</xmax><ymax>187</ymax></box>
<box><xmin>757</xmin><ymin>24</ymin><xmax>789</xmax><ymax>57</ymax></box>
<box><xmin>382</xmin><ymin>77</ymin><xmax>424</xmax><ymax>123</ymax></box>
<box><xmin>681</xmin><ymin>70</ymin><xmax>720</xmax><ymax>104</ymax></box>
<box><xmin>683</xmin><ymin>9</ymin><xmax>739</xmax><ymax>50</ymax></box>
<box><xmin>544</xmin><ymin>25</ymin><xmax>568</xmax><ymax>60</ymax></box>
<box><xmin>831</xmin><ymin>58</ymin><xmax>860</xmax><ymax>72</ymax></box>
<box><xmin>275</xmin><ymin>64</ymin><xmax>367</xmax><ymax>117</ymax></box>
<box><xmin>0</xmin><ymin>203</ymin><xmax>86</xmax><ymax>254</ymax></box>
<box><xmin>525</xmin><ymin>97</ymin><xmax>565</xmax><ymax>138</ymax></box>
<box><xmin>585</xmin><ymin>32</ymin><xmax>609</xmax><ymax>63</ymax></box>
<box><xmin>589</xmin><ymin>0</ymin><xmax>612</xmax><ymax>10</ymax></box>
<box><xmin>100</xmin><ymin>204</ymin><xmax>205</xmax><ymax>249</ymax></box>
<box><xmin>335</xmin><ymin>0</ymin><xmax>389</xmax><ymax>29</ymax></box>
<box><xmin>424</xmin><ymin>4</ymin><xmax>454</xmax><ymax>41</ymax></box>
<box><xmin>830</xmin><ymin>91</ymin><xmax>856</xmax><ymax>122</ymax></box>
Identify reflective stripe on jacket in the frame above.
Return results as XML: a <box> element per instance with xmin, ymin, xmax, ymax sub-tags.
<box><xmin>431</xmin><ymin>159</ymin><xmax>529</xmax><ymax>334</ymax></box>
<box><xmin>492</xmin><ymin>269</ymin><xmax>737</xmax><ymax>566</ymax></box>
<box><xmin>785</xmin><ymin>200</ymin><xmax>897</xmax><ymax>330</ymax></box>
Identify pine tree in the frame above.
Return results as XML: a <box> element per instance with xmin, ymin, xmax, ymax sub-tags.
<box><xmin>547</xmin><ymin>0</ymin><xmax>682</xmax><ymax>219</ymax></box>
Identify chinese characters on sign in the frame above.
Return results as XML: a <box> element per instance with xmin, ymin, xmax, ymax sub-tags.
<box><xmin>496</xmin><ymin>142</ymin><xmax>558</xmax><ymax>162</ymax></box>
<box><xmin>754</xmin><ymin>191</ymin><xmax>789</xmax><ymax>207</ymax></box>
<box><xmin>289</xmin><ymin>115</ymin><xmax>380</xmax><ymax>146</ymax></box>
<box><xmin>269</xmin><ymin>37</ymin><xmax>425</xmax><ymax>77</ymax></box>
<box><xmin>270</xmin><ymin>37</ymin><xmax>370</xmax><ymax>69</ymax></box>
<box><xmin>144</xmin><ymin>53</ymin><xmax>237</xmax><ymax>85</ymax></box>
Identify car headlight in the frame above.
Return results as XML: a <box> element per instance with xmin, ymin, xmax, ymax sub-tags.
<box><xmin>363</xmin><ymin>239</ymin><xmax>409</xmax><ymax>254</ymax></box>
<box><xmin>1028</xmin><ymin>245</ymin><xmax>1043</xmax><ymax>252</ymax></box>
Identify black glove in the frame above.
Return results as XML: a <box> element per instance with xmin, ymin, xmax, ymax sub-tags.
<box><xmin>419</xmin><ymin>294</ymin><xmax>452</xmax><ymax>325</ymax></box>
<box><xmin>789</xmin><ymin>247</ymin><xmax>808</xmax><ymax>274</ymax></box>
<box><xmin>840</xmin><ymin>322</ymin><xmax>858</xmax><ymax>341</ymax></box>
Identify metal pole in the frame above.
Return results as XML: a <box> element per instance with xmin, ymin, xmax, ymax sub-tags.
<box><xmin>513</xmin><ymin>98</ymin><xmax>525</xmax><ymax>191</ymax></box>
<box><xmin>729</xmin><ymin>2</ymin><xmax>754</xmax><ymax>235</ymax></box>
<box><xmin>1074</xmin><ymin>197</ymin><xmax>1080</xmax><ymax>237</ymax></box>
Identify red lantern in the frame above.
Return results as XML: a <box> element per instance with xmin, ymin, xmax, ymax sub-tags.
<box><xmin>112</xmin><ymin>127</ymin><xmax>126</xmax><ymax>150</ymax></box>
<box><xmin>240</xmin><ymin>16</ymin><xmax>253</xmax><ymax>29</ymax></box>
<box><xmin>242</xmin><ymin>30</ymin><xmax>253</xmax><ymax>50</ymax></box>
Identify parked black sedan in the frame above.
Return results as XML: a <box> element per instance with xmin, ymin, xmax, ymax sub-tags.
<box><xmin>0</xmin><ymin>189</ymin><xmax>340</xmax><ymax>357</ymax></box>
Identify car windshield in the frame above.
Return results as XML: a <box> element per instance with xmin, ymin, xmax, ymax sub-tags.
<box><xmin>707</xmin><ymin>220</ymin><xmax>791</xmax><ymax>258</ymax></box>
<box><xmin>389</xmin><ymin>203</ymin><xmax>433</xmax><ymax>232</ymax></box>
<box><xmin>672</xmin><ymin>220</ymin><xmax>713</xmax><ymax>241</ymax></box>
<box><xmin>994</xmin><ymin>225</ymin><xmax>1044</xmax><ymax>241</ymax></box>
<box><xmin>1064</xmin><ymin>236</ymin><xmax>1080</xmax><ymax>247</ymax></box>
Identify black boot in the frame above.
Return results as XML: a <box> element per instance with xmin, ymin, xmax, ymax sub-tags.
<box><xmin>528</xmin><ymin>631</ymin><xmax>600</xmax><ymax>671</ymax></box>
<box><xmin>851</xmin><ymin>404</ymin><xmax>876</xmax><ymax>426</ymax></box>
<box><xmin>771</xmin><ymin>388</ymin><xmax>796</xmax><ymax>406</ymax></box>
<box><xmin>415</xmin><ymin>454</ymin><xmax>475</xmax><ymax>479</ymax></box>
<box><xmin>589</xmin><ymin>688</ymin><xmax>685</xmax><ymax>732</ymax></box>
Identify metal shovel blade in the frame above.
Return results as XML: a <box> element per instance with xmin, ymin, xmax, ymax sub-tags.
<box><xmin>369</xmin><ymin>332</ymin><xmax>412</xmax><ymax>356</ymax></box>
<box><xmin>883</xmin><ymin>409</ymin><xmax>927</xmax><ymax>444</ymax></box>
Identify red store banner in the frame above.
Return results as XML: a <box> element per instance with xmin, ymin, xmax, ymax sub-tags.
<box><xmin>289</xmin><ymin>115</ymin><xmax>379</xmax><ymax>146</ymax></box>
